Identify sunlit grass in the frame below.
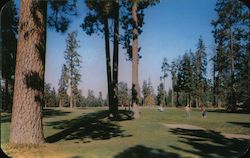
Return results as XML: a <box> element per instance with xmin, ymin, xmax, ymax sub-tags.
<box><xmin>1</xmin><ymin>107</ymin><xmax>250</xmax><ymax>158</ymax></box>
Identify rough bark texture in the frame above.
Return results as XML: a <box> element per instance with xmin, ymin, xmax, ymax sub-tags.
<box><xmin>10</xmin><ymin>0</ymin><xmax>46</xmax><ymax>145</ymax></box>
<box><xmin>112</xmin><ymin>0</ymin><xmax>119</xmax><ymax>115</ymax></box>
<box><xmin>132</xmin><ymin>0</ymin><xmax>140</xmax><ymax>119</ymax></box>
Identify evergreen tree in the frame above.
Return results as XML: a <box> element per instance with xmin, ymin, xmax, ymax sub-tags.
<box><xmin>58</xmin><ymin>64</ymin><xmax>69</xmax><ymax>107</ymax></box>
<box><xmin>212</xmin><ymin>0</ymin><xmax>249</xmax><ymax>111</ymax></box>
<box><xmin>142</xmin><ymin>78</ymin><xmax>155</xmax><ymax>106</ymax></box>
<box><xmin>64</xmin><ymin>31</ymin><xmax>82</xmax><ymax>108</ymax></box>
<box><xmin>82</xmin><ymin>0</ymin><xmax>120</xmax><ymax>115</ymax></box>
<box><xmin>157</xmin><ymin>83</ymin><xmax>166</xmax><ymax>106</ymax></box>
<box><xmin>181</xmin><ymin>51</ymin><xmax>194</xmax><ymax>107</ymax></box>
<box><xmin>118</xmin><ymin>81</ymin><xmax>130</xmax><ymax>107</ymax></box>
<box><xmin>1</xmin><ymin>0</ymin><xmax>18</xmax><ymax>111</ymax></box>
<box><xmin>44</xmin><ymin>83</ymin><xmax>57</xmax><ymax>107</ymax></box>
<box><xmin>193</xmin><ymin>36</ymin><xmax>207</xmax><ymax>107</ymax></box>
<box><xmin>170</xmin><ymin>59</ymin><xmax>178</xmax><ymax>106</ymax></box>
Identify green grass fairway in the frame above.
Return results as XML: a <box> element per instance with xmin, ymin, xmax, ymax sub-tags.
<box><xmin>1</xmin><ymin>107</ymin><xmax>250</xmax><ymax>158</ymax></box>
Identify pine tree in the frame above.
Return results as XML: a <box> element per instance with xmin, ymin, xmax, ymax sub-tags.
<box><xmin>58</xmin><ymin>64</ymin><xmax>69</xmax><ymax>107</ymax></box>
<box><xmin>1</xmin><ymin>0</ymin><xmax>18</xmax><ymax>111</ymax></box>
<box><xmin>64</xmin><ymin>31</ymin><xmax>81</xmax><ymax>108</ymax></box>
<box><xmin>118</xmin><ymin>81</ymin><xmax>130</xmax><ymax>107</ymax></box>
<box><xmin>193</xmin><ymin>36</ymin><xmax>207</xmax><ymax>108</ymax></box>
<box><xmin>181</xmin><ymin>51</ymin><xmax>194</xmax><ymax>107</ymax></box>
<box><xmin>212</xmin><ymin>0</ymin><xmax>249</xmax><ymax>111</ymax></box>
<box><xmin>10</xmin><ymin>0</ymin><xmax>47</xmax><ymax>145</ymax></box>
<box><xmin>157</xmin><ymin>83</ymin><xmax>166</xmax><ymax>106</ymax></box>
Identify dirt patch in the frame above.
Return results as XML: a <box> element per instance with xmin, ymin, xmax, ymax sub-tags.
<box><xmin>223</xmin><ymin>133</ymin><xmax>250</xmax><ymax>140</ymax></box>
<box><xmin>162</xmin><ymin>123</ymin><xmax>205</xmax><ymax>130</ymax></box>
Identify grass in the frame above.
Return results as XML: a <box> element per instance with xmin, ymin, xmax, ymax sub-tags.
<box><xmin>1</xmin><ymin>107</ymin><xmax>250</xmax><ymax>158</ymax></box>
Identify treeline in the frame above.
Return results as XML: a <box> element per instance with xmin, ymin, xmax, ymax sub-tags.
<box><xmin>44</xmin><ymin>82</ymin><xmax>107</xmax><ymax>108</ymax></box>
<box><xmin>162</xmin><ymin>0</ymin><xmax>250</xmax><ymax>111</ymax></box>
<box><xmin>167</xmin><ymin>36</ymin><xmax>211</xmax><ymax>108</ymax></box>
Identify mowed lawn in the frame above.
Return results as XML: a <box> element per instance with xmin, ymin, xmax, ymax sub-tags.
<box><xmin>1</xmin><ymin>107</ymin><xmax>250</xmax><ymax>158</ymax></box>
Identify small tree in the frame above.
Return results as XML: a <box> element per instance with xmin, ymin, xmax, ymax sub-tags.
<box><xmin>118</xmin><ymin>81</ymin><xmax>130</xmax><ymax>107</ymax></box>
<box><xmin>157</xmin><ymin>83</ymin><xmax>166</xmax><ymax>106</ymax></box>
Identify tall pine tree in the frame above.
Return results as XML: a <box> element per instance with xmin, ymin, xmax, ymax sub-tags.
<box><xmin>64</xmin><ymin>31</ymin><xmax>81</xmax><ymax>108</ymax></box>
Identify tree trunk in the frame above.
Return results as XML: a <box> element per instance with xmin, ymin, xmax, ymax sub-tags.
<box><xmin>176</xmin><ymin>91</ymin><xmax>180</xmax><ymax>106</ymax></box>
<box><xmin>4</xmin><ymin>79</ymin><xmax>9</xmax><ymax>111</ymax></box>
<box><xmin>70</xmin><ymin>93</ymin><xmax>73</xmax><ymax>108</ymax></box>
<box><xmin>229</xmin><ymin>24</ymin><xmax>236</xmax><ymax>109</ymax></box>
<box><xmin>132</xmin><ymin>0</ymin><xmax>140</xmax><ymax>119</ymax></box>
<box><xmin>10</xmin><ymin>0</ymin><xmax>46</xmax><ymax>144</ymax></box>
<box><xmin>104</xmin><ymin>18</ymin><xmax>113</xmax><ymax>114</ymax></box>
<box><xmin>171</xmin><ymin>82</ymin><xmax>174</xmax><ymax>107</ymax></box>
<box><xmin>195</xmin><ymin>97</ymin><xmax>198</xmax><ymax>108</ymax></box>
<box><xmin>112</xmin><ymin>0</ymin><xmax>119</xmax><ymax>116</ymax></box>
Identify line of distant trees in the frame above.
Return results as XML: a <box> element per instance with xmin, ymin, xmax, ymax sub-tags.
<box><xmin>44</xmin><ymin>82</ymin><xmax>107</xmax><ymax>108</ymax></box>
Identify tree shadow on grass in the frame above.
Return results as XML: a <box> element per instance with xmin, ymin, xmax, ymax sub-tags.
<box><xmin>169</xmin><ymin>128</ymin><xmax>249</xmax><ymax>158</ymax></box>
<box><xmin>0</xmin><ymin>109</ymin><xmax>71</xmax><ymax>123</ymax></box>
<box><xmin>0</xmin><ymin>114</ymin><xmax>11</xmax><ymax>123</ymax></box>
<box><xmin>113</xmin><ymin>145</ymin><xmax>181</xmax><ymax>158</ymax></box>
<box><xmin>43</xmin><ymin>108</ymin><xmax>71</xmax><ymax>118</ymax></box>
<box><xmin>207</xmin><ymin>109</ymin><xmax>250</xmax><ymax>114</ymax></box>
<box><xmin>227</xmin><ymin>122</ymin><xmax>250</xmax><ymax>129</ymax></box>
<box><xmin>45</xmin><ymin>110</ymin><xmax>132</xmax><ymax>143</ymax></box>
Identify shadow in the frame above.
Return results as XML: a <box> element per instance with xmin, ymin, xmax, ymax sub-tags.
<box><xmin>43</xmin><ymin>108</ymin><xmax>71</xmax><ymax>118</ymax></box>
<box><xmin>0</xmin><ymin>109</ymin><xmax>71</xmax><ymax>123</ymax></box>
<box><xmin>45</xmin><ymin>110</ymin><xmax>132</xmax><ymax>143</ymax></box>
<box><xmin>169</xmin><ymin>128</ymin><xmax>250</xmax><ymax>158</ymax></box>
<box><xmin>109</xmin><ymin>110</ymin><xmax>133</xmax><ymax>121</ymax></box>
<box><xmin>228</xmin><ymin>122</ymin><xmax>250</xmax><ymax>129</ymax></box>
<box><xmin>113</xmin><ymin>145</ymin><xmax>181</xmax><ymax>158</ymax></box>
<box><xmin>207</xmin><ymin>109</ymin><xmax>250</xmax><ymax>114</ymax></box>
<box><xmin>0</xmin><ymin>114</ymin><xmax>11</xmax><ymax>123</ymax></box>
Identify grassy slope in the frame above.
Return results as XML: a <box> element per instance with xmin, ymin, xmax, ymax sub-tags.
<box><xmin>1</xmin><ymin>107</ymin><xmax>250</xmax><ymax>158</ymax></box>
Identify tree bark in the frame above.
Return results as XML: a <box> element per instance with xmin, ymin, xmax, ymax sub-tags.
<box><xmin>112</xmin><ymin>0</ymin><xmax>119</xmax><ymax>116</ymax></box>
<box><xmin>132</xmin><ymin>0</ymin><xmax>140</xmax><ymax>119</ymax></box>
<box><xmin>10</xmin><ymin>0</ymin><xmax>46</xmax><ymax>144</ymax></box>
<box><xmin>104</xmin><ymin>18</ymin><xmax>113</xmax><ymax>114</ymax></box>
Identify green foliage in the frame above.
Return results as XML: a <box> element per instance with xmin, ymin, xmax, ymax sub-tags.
<box><xmin>44</xmin><ymin>83</ymin><xmax>57</xmax><ymax>107</ymax></box>
<box><xmin>58</xmin><ymin>64</ymin><xmax>69</xmax><ymax>107</ymax></box>
<box><xmin>157</xmin><ymin>83</ymin><xmax>166</xmax><ymax>106</ymax></box>
<box><xmin>120</xmin><ymin>0</ymin><xmax>160</xmax><ymax>60</ymax></box>
<box><xmin>84</xmin><ymin>89</ymin><xmax>100</xmax><ymax>107</ymax></box>
<box><xmin>211</xmin><ymin>0</ymin><xmax>249</xmax><ymax>110</ymax></box>
<box><xmin>160</xmin><ymin>57</ymin><xmax>170</xmax><ymax>81</ymax></box>
<box><xmin>142</xmin><ymin>79</ymin><xmax>155</xmax><ymax>106</ymax></box>
<box><xmin>48</xmin><ymin>0</ymin><xmax>78</xmax><ymax>32</ymax></box>
<box><xmin>1</xmin><ymin>0</ymin><xmax>18</xmax><ymax>111</ymax></box>
<box><xmin>64</xmin><ymin>31</ymin><xmax>82</xmax><ymax>107</ymax></box>
<box><xmin>118</xmin><ymin>81</ymin><xmax>130</xmax><ymax>106</ymax></box>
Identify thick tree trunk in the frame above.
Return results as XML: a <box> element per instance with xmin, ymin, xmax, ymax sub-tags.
<box><xmin>132</xmin><ymin>0</ymin><xmax>140</xmax><ymax>119</ymax></box>
<box><xmin>104</xmin><ymin>18</ymin><xmax>113</xmax><ymax>114</ymax></box>
<box><xmin>112</xmin><ymin>0</ymin><xmax>119</xmax><ymax>116</ymax></box>
<box><xmin>10</xmin><ymin>0</ymin><xmax>46</xmax><ymax>144</ymax></box>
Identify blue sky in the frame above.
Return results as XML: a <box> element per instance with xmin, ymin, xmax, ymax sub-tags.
<box><xmin>20</xmin><ymin>0</ymin><xmax>217</xmax><ymax>97</ymax></box>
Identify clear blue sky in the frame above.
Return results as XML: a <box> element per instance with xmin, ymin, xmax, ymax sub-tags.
<box><xmin>25</xmin><ymin>0</ymin><xmax>217</xmax><ymax>97</ymax></box>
